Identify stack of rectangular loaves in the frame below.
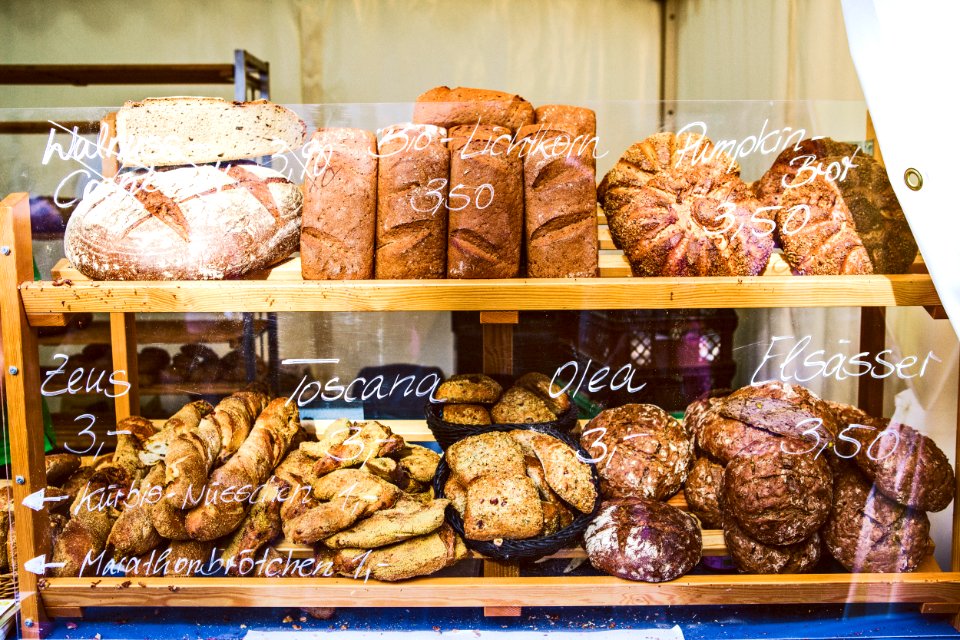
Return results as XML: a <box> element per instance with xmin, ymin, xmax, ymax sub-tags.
<box><xmin>301</xmin><ymin>86</ymin><xmax>600</xmax><ymax>280</ymax></box>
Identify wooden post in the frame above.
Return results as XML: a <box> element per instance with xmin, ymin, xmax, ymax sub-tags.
<box><xmin>857</xmin><ymin>307</ymin><xmax>886</xmax><ymax>416</ymax></box>
<box><xmin>0</xmin><ymin>193</ymin><xmax>50</xmax><ymax>639</ymax></box>
<box><xmin>109</xmin><ymin>312</ymin><xmax>139</xmax><ymax>421</ymax></box>
<box><xmin>479</xmin><ymin>310</ymin><xmax>521</xmax><ymax>617</ymax></box>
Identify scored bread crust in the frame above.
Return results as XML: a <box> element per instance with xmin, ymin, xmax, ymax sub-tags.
<box><xmin>823</xmin><ymin>466</ymin><xmax>931</xmax><ymax>573</ymax></box>
<box><xmin>721</xmin><ymin>440</ymin><xmax>833</xmax><ymax>546</ymax></box>
<box><xmin>754</xmin><ymin>137</ymin><xmax>861</xmax><ymax>209</ymax></box>
<box><xmin>584</xmin><ymin>498</ymin><xmax>701</xmax><ymax>582</ymax></box>
<box><xmin>115</xmin><ymin>97</ymin><xmax>307</xmax><ymax>167</ymax></box>
<box><xmin>777</xmin><ymin>153</ymin><xmax>917</xmax><ymax>274</ymax></box>
<box><xmin>301</xmin><ymin>128</ymin><xmax>378</xmax><ymax>280</ymax></box>
<box><xmin>64</xmin><ymin>164</ymin><xmax>302</xmax><ymax>280</ymax></box>
<box><xmin>598</xmin><ymin>132</ymin><xmax>773</xmax><ymax>277</ymax></box>
<box><xmin>724</xmin><ymin>517</ymin><xmax>821</xmax><ymax>574</ymax></box>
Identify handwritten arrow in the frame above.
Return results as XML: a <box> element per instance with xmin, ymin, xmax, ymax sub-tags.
<box><xmin>24</xmin><ymin>554</ymin><xmax>65</xmax><ymax>575</ymax></box>
<box><xmin>22</xmin><ymin>488</ymin><xmax>70</xmax><ymax>511</ymax></box>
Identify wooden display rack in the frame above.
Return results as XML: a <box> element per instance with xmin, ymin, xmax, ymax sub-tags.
<box><xmin>3</xmin><ymin>185</ymin><xmax>960</xmax><ymax>638</ymax></box>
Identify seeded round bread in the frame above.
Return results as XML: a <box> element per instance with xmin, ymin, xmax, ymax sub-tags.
<box><xmin>823</xmin><ymin>466</ymin><xmax>931</xmax><ymax>573</ymax></box>
<box><xmin>723</xmin><ymin>517</ymin><xmax>821</xmax><ymax>574</ymax></box>
<box><xmin>491</xmin><ymin>387</ymin><xmax>556</xmax><ymax>424</ymax></box>
<box><xmin>598</xmin><ymin>132</ymin><xmax>773</xmax><ymax>277</ymax></box>
<box><xmin>718</xmin><ymin>381</ymin><xmax>839</xmax><ymax>445</ymax></box>
<box><xmin>722</xmin><ymin>439</ymin><xmax>833</xmax><ymax>545</ymax></box>
<box><xmin>515</xmin><ymin>372</ymin><xmax>571</xmax><ymax>416</ymax></box>
<box><xmin>581</xmin><ymin>404</ymin><xmax>693</xmax><ymax>500</ymax></box>
<box><xmin>442</xmin><ymin>404</ymin><xmax>492</xmax><ymax>425</ymax></box>
<box><xmin>846</xmin><ymin>417</ymin><xmax>955</xmax><ymax>512</ymax></box>
<box><xmin>777</xmin><ymin>152</ymin><xmax>917</xmax><ymax>274</ymax></box>
<box><xmin>584</xmin><ymin>498</ymin><xmax>702</xmax><ymax>582</ymax></box>
<box><xmin>684</xmin><ymin>456</ymin><xmax>725</xmax><ymax>529</ymax></box>
<box><xmin>696</xmin><ymin>404</ymin><xmax>780</xmax><ymax>465</ymax></box>
<box><xmin>435</xmin><ymin>374</ymin><xmax>503</xmax><ymax>404</ymax></box>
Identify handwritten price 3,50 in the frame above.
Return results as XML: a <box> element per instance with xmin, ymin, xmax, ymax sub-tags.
<box><xmin>410</xmin><ymin>179</ymin><xmax>495</xmax><ymax>215</ymax></box>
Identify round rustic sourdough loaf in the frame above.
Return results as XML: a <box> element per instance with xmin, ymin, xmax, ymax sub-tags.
<box><xmin>64</xmin><ymin>163</ymin><xmax>301</xmax><ymax>280</ymax></box>
<box><xmin>823</xmin><ymin>466</ymin><xmax>931</xmax><ymax>573</ymax></box>
<box><xmin>580</xmin><ymin>404</ymin><xmax>693</xmax><ymax>500</ymax></box>
<box><xmin>695</xmin><ymin>404</ymin><xmax>781</xmax><ymax>464</ymax></box>
<box><xmin>717</xmin><ymin>380</ymin><xmax>839</xmax><ymax>445</ymax></box>
<box><xmin>584</xmin><ymin>498</ymin><xmax>701</xmax><ymax>582</ymax></box>
<box><xmin>722</xmin><ymin>439</ymin><xmax>833</xmax><ymax>546</ymax></box>
<box><xmin>723</xmin><ymin>517</ymin><xmax>821</xmax><ymax>574</ymax></box>
<box><xmin>598</xmin><ymin>132</ymin><xmax>773</xmax><ymax>277</ymax></box>
<box><xmin>684</xmin><ymin>456</ymin><xmax>725</xmax><ymax>529</ymax></box>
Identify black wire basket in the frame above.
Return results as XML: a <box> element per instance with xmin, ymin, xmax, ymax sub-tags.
<box><xmin>431</xmin><ymin>423</ymin><xmax>601</xmax><ymax>562</ymax></box>
<box><xmin>425</xmin><ymin>402</ymin><xmax>579</xmax><ymax>451</ymax></box>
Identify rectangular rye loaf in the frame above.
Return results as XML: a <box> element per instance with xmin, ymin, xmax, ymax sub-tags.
<box><xmin>447</xmin><ymin>124</ymin><xmax>523</xmax><ymax>278</ymax></box>
<box><xmin>302</xmin><ymin>128</ymin><xmax>378</xmax><ymax>279</ymax></box>
<box><xmin>115</xmin><ymin>97</ymin><xmax>306</xmax><ymax>167</ymax></box>
<box><xmin>518</xmin><ymin>125</ymin><xmax>599</xmax><ymax>277</ymax></box>
<box><xmin>375</xmin><ymin>123</ymin><xmax>449</xmax><ymax>279</ymax></box>
<box><xmin>534</xmin><ymin>105</ymin><xmax>599</xmax><ymax>168</ymax></box>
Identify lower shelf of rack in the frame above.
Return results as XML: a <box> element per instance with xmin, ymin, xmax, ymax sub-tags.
<box><xmin>40</xmin><ymin>571</ymin><xmax>960</xmax><ymax>610</ymax></box>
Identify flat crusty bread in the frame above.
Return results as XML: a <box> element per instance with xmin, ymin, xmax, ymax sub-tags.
<box><xmin>115</xmin><ymin>96</ymin><xmax>307</xmax><ymax>167</ymax></box>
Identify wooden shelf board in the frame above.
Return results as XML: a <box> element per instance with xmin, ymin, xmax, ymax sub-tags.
<box><xmin>40</xmin><ymin>570</ymin><xmax>960</xmax><ymax>610</ymax></box>
<box><xmin>22</xmin><ymin>256</ymin><xmax>942</xmax><ymax>314</ymax></box>
<box><xmin>0</xmin><ymin>64</ymin><xmax>234</xmax><ymax>86</ymax></box>
<box><xmin>38</xmin><ymin>319</ymin><xmax>268</xmax><ymax>346</ymax></box>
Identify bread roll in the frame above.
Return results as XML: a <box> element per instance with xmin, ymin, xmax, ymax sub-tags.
<box><xmin>302</xmin><ymin>128</ymin><xmax>378</xmax><ymax>279</ymax></box>
<box><xmin>446</xmin><ymin>124</ymin><xmax>522</xmax><ymax>278</ymax></box>
<box><xmin>517</xmin><ymin>125</ymin><xmax>599</xmax><ymax>277</ymax></box>
<box><xmin>375</xmin><ymin>123</ymin><xmax>449</xmax><ymax>279</ymax></box>
<box><xmin>115</xmin><ymin>97</ymin><xmax>306</xmax><ymax>167</ymax></box>
<box><xmin>64</xmin><ymin>164</ymin><xmax>301</xmax><ymax>280</ymax></box>
<box><xmin>414</xmin><ymin>86</ymin><xmax>534</xmax><ymax>132</ymax></box>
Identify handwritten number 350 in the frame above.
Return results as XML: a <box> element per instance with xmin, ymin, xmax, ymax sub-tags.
<box><xmin>411</xmin><ymin>179</ymin><xmax>494</xmax><ymax>215</ymax></box>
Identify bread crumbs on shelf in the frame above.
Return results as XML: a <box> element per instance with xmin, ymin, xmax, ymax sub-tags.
<box><xmin>282</xmin><ymin>615</ymin><xmax>293</xmax><ymax>623</ymax></box>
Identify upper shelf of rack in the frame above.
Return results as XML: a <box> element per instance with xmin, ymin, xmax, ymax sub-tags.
<box><xmin>15</xmin><ymin>254</ymin><xmax>942</xmax><ymax>317</ymax></box>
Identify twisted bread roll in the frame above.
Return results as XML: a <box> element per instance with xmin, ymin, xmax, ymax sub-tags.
<box><xmin>164</xmin><ymin>391</ymin><xmax>268</xmax><ymax>508</ymax></box>
<box><xmin>184</xmin><ymin>399</ymin><xmax>301</xmax><ymax>540</ymax></box>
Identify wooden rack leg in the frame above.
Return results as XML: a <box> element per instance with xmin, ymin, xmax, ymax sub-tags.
<box><xmin>953</xmin><ymin>366</ymin><xmax>960</xmax><ymax>630</ymax></box>
<box><xmin>479</xmin><ymin>310</ymin><xmax>522</xmax><ymax>617</ymax></box>
<box><xmin>1</xmin><ymin>194</ymin><xmax>51</xmax><ymax>639</ymax></box>
<box><xmin>110</xmin><ymin>312</ymin><xmax>139</xmax><ymax>421</ymax></box>
<box><xmin>857</xmin><ymin>307</ymin><xmax>886</xmax><ymax>415</ymax></box>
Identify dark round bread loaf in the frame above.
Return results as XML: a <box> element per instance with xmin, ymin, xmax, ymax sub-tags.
<box><xmin>580</xmin><ymin>404</ymin><xmax>693</xmax><ymax>500</ymax></box>
<box><xmin>723</xmin><ymin>516</ymin><xmax>820</xmax><ymax>574</ymax></box>
<box><xmin>682</xmin><ymin>395</ymin><xmax>725</xmax><ymax>446</ymax></box>
<box><xmin>777</xmin><ymin>152</ymin><xmax>917</xmax><ymax>274</ymax></box>
<box><xmin>137</xmin><ymin>346</ymin><xmax>171</xmax><ymax>372</ymax></box>
<box><xmin>718</xmin><ymin>380</ymin><xmax>838</xmax><ymax>446</ymax></box>
<box><xmin>823</xmin><ymin>466</ymin><xmax>931</xmax><ymax>573</ymax></box>
<box><xmin>584</xmin><ymin>498</ymin><xmax>701</xmax><ymax>582</ymax></box>
<box><xmin>598</xmin><ymin>132</ymin><xmax>773</xmax><ymax>277</ymax></box>
<box><xmin>722</xmin><ymin>439</ymin><xmax>833</xmax><ymax>545</ymax></box>
<box><xmin>684</xmin><ymin>456</ymin><xmax>725</xmax><ymax>529</ymax></box>
<box><xmin>697</xmin><ymin>404</ymin><xmax>780</xmax><ymax>464</ymax></box>
<box><xmin>754</xmin><ymin>137</ymin><xmax>861</xmax><ymax>208</ymax></box>
<box><xmin>846</xmin><ymin>417</ymin><xmax>955</xmax><ymax>512</ymax></box>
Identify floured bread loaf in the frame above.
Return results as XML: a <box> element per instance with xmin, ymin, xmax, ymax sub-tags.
<box><xmin>115</xmin><ymin>97</ymin><xmax>306</xmax><ymax>167</ymax></box>
<box><xmin>64</xmin><ymin>163</ymin><xmax>301</xmax><ymax>280</ymax></box>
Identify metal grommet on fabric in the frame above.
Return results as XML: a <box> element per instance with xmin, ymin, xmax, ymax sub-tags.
<box><xmin>0</xmin><ymin>246</ymin><xmax>10</xmax><ymax>255</ymax></box>
<box><xmin>8</xmin><ymin>366</ymin><xmax>18</xmax><ymax>375</ymax></box>
<box><xmin>904</xmin><ymin>167</ymin><xmax>923</xmax><ymax>191</ymax></box>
